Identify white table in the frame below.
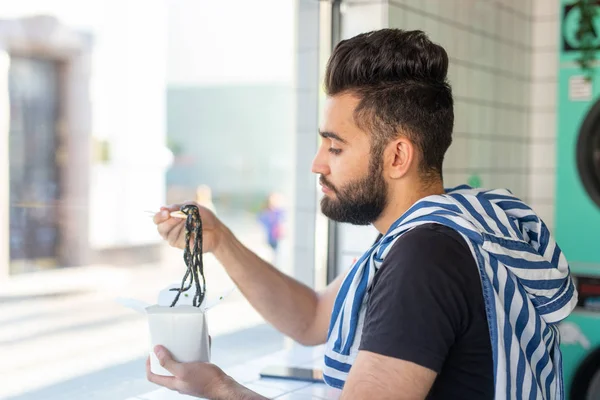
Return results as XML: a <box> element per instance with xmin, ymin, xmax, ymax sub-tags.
<box><xmin>127</xmin><ymin>344</ymin><xmax>342</xmax><ymax>400</ymax></box>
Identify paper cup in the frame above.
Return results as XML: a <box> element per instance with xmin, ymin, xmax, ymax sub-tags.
<box><xmin>146</xmin><ymin>305</ymin><xmax>210</xmax><ymax>376</ymax></box>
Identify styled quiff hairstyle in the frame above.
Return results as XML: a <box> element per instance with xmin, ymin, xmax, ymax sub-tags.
<box><xmin>324</xmin><ymin>29</ymin><xmax>454</xmax><ymax>180</ymax></box>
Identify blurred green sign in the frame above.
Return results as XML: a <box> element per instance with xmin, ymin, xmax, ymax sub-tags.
<box><xmin>468</xmin><ymin>174</ymin><xmax>482</xmax><ymax>188</ymax></box>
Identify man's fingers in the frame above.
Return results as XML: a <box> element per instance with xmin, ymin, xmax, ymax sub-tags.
<box><xmin>166</xmin><ymin>221</ymin><xmax>185</xmax><ymax>247</ymax></box>
<box><xmin>154</xmin><ymin>345</ymin><xmax>185</xmax><ymax>376</ymax></box>
<box><xmin>152</xmin><ymin>204</ymin><xmax>184</xmax><ymax>224</ymax></box>
<box><xmin>156</xmin><ymin>217</ymin><xmax>183</xmax><ymax>239</ymax></box>
<box><xmin>163</xmin><ymin>204</ymin><xmax>183</xmax><ymax>212</ymax></box>
<box><xmin>146</xmin><ymin>355</ymin><xmax>179</xmax><ymax>390</ymax></box>
<box><xmin>153</xmin><ymin>210</ymin><xmax>170</xmax><ymax>225</ymax></box>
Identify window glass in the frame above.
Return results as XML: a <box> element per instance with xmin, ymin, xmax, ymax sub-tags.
<box><xmin>0</xmin><ymin>1</ymin><xmax>297</xmax><ymax>398</ymax></box>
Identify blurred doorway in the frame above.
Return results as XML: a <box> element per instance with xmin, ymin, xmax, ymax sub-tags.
<box><xmin>0</xmin><ymin>16</ymin><xmax>93</xmax><ymax>279</ymax></box>
<box><xmin>8</xmin><ymin>57</ymin><xmax>61</xmax><ymax>274</ymax></box>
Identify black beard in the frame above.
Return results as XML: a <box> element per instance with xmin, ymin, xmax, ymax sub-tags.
<box><xmin>320</xmin><ymin>162</ymin><xmax>387</xmax><ymax>225</ymax></box>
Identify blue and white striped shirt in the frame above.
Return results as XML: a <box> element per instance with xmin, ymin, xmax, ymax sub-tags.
<box><xmin>323</xmin><ymin>185</ymin><xmax>577</xmax><ymax>399</ymax></box>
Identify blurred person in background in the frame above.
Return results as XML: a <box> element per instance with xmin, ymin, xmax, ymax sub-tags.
<box><xmin>257</xmin><ymin>192</ymin><xmax>285</xmax><ymax>263</ymax></box>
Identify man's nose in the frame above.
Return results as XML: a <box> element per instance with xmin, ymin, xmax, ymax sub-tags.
<box><xmin>311</xmin><ymin>146</ymin><xmax>330</xmax><ymax>175</ymax></box>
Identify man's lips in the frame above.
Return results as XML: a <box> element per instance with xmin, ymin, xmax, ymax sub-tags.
<box><xmin>319</xmin><ymin>179</ymin><xmax>334</xmax><ymax>194</ymax></box>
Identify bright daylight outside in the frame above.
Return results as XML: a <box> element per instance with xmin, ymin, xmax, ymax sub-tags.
<box><xmin>0</xmin><ymin>0</ymin><xmax>297</xmax><ymax>399</ymax></box>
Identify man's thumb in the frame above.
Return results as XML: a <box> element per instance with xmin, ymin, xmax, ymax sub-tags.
<box><xmin>154</xmin><ymin>345</ymin><xmax>182</xmax><ymax>375</ymax></box>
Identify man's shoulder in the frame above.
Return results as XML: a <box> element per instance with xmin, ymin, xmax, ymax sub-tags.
<box><xmin>378</xmin><ymin>223</ymin><xmax>475</xmax><ymax>279</ymax></box>
<box><xmin>390</xmin><ymin>223</ymin><xmax>469</xmax><ymax>255</ymax></box>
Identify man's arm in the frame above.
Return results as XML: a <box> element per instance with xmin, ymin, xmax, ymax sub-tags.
<box><xmin>340</xmin><ymin>351</ymin><xmax>437</xmax><ymax>400</ymax></box>
<box><xmin>155</xmin><ymin>204</ymin><xmax>344</xmax><ymax>346</ymax></box>
<box><xmin>213</xmin><ymin>226</ymin><xmax>344</xmax><ymax>345</ymax></box>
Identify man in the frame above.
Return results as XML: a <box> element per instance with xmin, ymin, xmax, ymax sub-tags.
<box><xmin>151</xmin><ymin>29</ymin><xmax>577</xmax><ymax>399</ymax></box>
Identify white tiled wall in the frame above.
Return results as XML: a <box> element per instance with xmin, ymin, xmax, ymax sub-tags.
<box><xmin>387</xmin><ymin>0</ymin><xmax>534</xmax><ymax>202</ymax></box>
<box><xmin>332</xmin><ymin>0</ymin><xmax>560</xmax><ymax>275</ymax></box>
<box><xmin>392</xmin><ymin>0</ymin><xmax>559</xmax><ymax>231</ymax></box>
<box><xmin>529</xmin><ymin>0</ymin><xmax>559</xmax><ymax>230</ymax></box>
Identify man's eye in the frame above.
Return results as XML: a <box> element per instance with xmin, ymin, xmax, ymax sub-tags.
<box><xmin>328</xmin><ymin>148</ymin><xmax>342</xmax><ymax>155</ymax></box>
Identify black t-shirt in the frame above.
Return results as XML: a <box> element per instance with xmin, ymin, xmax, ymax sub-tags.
<box><xmin>358</xmin><ymin>223</ymin><xmax>494</xmax><ymax>399</ymax></box>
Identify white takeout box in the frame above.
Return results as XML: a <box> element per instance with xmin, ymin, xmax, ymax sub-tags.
<box><xmin>117</xmin><ymin>284</ymin><xmax>233</xmax><ymax>376</ymax></box>
<box><xmin>147</xmin><ymin>304</ymin><xmax>210</xmax><ymax>375</ymax></box>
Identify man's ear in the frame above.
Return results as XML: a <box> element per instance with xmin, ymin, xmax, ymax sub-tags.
<box><xmin>387</xmin><ymin>137</ymin><xmax>414</xmax><ymax>179</ymax></box>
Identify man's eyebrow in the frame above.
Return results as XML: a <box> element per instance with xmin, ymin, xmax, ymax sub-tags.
<box><xmin>319</xmin><ymin>130</ymin><xmax>348</xmax><ymax>144</ymax></box>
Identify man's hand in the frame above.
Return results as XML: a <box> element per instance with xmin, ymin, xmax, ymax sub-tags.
<box><xmin>146</xmin><ymin>345</ymin><xmax>266</xmax><ymax>400</ymax></box>
<box><xmin>153</xmin><ymin>200</ymin><xmax>340</xmax><ymax>348</ymax></box>
<box><xmin>153</xmin><ymin>203</ymin><xmax>225</xmax><ymax>252</ymax></box>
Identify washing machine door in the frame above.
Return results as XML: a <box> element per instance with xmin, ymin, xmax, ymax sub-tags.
<box><xmin>577</xmin><ymin>99</ymin><xmax>600</xmax><ymax>208</ymax></box>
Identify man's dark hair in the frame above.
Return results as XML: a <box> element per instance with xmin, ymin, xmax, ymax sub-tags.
<box><xmin>324</xmin><ymin>29</ymin><xmax>454</xmax><ymax>181</ymax></box>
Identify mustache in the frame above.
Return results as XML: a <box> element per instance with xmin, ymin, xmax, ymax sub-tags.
<box><xmin>319</xmin><ymin>176</ymin><xmax>337</xmax><ymax>193</ymax></box>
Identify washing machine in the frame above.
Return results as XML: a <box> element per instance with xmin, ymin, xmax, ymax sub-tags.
<box><xmin>557</xmin><ymin>1</ymin><xmax>600</xmax><ymax>398</ymax></box>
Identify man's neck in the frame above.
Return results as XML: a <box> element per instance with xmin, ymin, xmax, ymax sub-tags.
<box><xmin>373</xmin><ymin>181</ymin><xmax>445</xmax><ymax>234</ymax></box>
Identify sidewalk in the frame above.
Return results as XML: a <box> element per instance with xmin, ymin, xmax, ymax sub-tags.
<box><xmin>0</xmin><ymin>220</ymin><xmax>288</xmax><ymax>399</ymax></box>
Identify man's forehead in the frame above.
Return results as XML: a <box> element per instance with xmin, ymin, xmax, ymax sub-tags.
<box><xmin>323</xmin><ymin>93</ymin><xmax>361</xmax><ymax>115</ymax></box>
<box><xmin>320</xmin><ymin>94</ymin><xmax>364</xmax><ymax>139</ymax></box>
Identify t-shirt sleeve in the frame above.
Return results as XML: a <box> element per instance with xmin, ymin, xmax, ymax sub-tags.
<box><xmin>358</xmin><ymin>225</ymin><xmax>473</xmax><ymax>373</ymax></box>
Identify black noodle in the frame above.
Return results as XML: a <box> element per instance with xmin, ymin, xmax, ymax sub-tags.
<box><xmin>169</xmin><ymin>204</ymin><xmax>206</xmax><ymax>308</ymax></box>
